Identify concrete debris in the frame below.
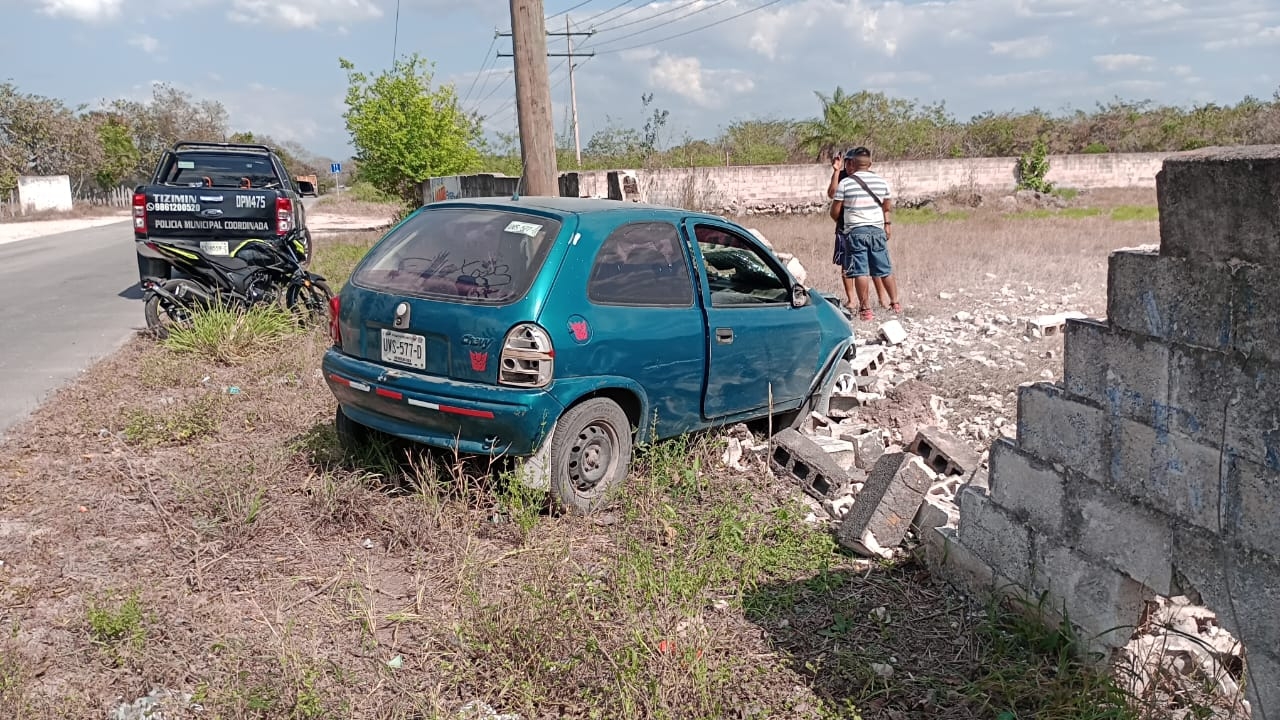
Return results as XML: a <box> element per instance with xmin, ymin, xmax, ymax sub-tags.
<box><xmin>458</xmin><ymin>700</ymin><xmax>522</xmax><ymax>720</ymax></box>
<box><xmin>112</xmin><ymin>688</ymin><xmax>202</xmax><ymax>720</ymax></box>
<box><xmin>908</xmin><ymin>426</ymin><xmax>981</xmax><ymax>477</ymax></box>
<box><xmin>769</xmin><ymin>429</ymin><xmax>849</xmax><ymax>503</ymax></box>
<box><xmin>879</xmin><ymin>320</ymin><xmax>908</xmax><ymax>346</ymax></box>
<box><xmin>837</xmin><ymin>454</ymin><xmax>934</xmax><ymax>557</ymax></box>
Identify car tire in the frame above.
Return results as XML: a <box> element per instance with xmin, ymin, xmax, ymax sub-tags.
<box><xmin>335</xmin><ymin>405</ymin><xmax>370</xmax><ymax>448</ymax></box>
<box><xmin>776</xmin><ymin>357</ymin><xmax>854</xmax><ymax>432</ymax></box>
<box><xmin>549</xmin><ymin>398</ymin><xmax>633</xmax><ymax>515</ymax></box>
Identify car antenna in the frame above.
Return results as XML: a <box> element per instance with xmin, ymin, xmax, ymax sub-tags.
<box><xmin>512</xmin><ymin>173</ymin><xmax>525</xmax><ymax>201</ymax></box>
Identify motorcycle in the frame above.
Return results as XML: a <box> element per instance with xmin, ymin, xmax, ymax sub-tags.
<box><xmin>140</xmin><ymin>236</ymin><xmax>332</xmax><ymax>338</ymax></box>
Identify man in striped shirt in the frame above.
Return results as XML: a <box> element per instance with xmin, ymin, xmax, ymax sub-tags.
<box><xmin>829</xmin><ymin>146</ymin><xmax>901</xmax><ymax>320</ymax></box>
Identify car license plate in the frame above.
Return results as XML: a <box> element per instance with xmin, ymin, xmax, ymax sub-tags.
<box><xmin>381</xmin><ymin>329</ymin><xmax>426</xmax><ymax>370</ymax></box>
<box><xmin>200</xmin><ymin>241</ymin><xmax>229</xmax><ymax>256</ymax></box>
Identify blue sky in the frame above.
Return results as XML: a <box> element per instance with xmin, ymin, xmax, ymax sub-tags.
<box><xmin>1</xmin><ymin>0</ymin><xmax>1277</xmax><ymax>160</ymax></box>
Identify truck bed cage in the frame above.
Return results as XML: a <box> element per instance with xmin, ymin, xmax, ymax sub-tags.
<box><xmin>170</xmin><ymin>141</ymin><xmax>275</xmax><ymax>154</ymax></box>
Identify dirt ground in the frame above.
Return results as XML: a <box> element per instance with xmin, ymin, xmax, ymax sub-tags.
<box><xmin>0</xmin><ymin>192</ymin><xmax>1201</xmax><ymax>720</ymax></box>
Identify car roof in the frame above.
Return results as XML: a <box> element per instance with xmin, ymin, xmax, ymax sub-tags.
<box><xmin>424</xmin><ymin>196</ymin><xmax>723</xmax><ymax>221</ymax></box>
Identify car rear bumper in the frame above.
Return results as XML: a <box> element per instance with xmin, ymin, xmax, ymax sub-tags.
<box><xmin>322</xmin><ymin>348</ymin><xmax>564</xmax><ymax>456</ymax></box>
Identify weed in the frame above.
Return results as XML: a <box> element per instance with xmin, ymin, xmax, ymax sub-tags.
<box><xmin>122</xmin><ymin>393</ymin><xmax>223</xmax><ymax>446</ymax></box>
<box><xmin>895</xmin><ymin>207</ymin><xmax>972</xmax><ymax>224</ymax></box>
<box><xmin>311</xmin><ymin>241</ymin><xmax>374</xmax><ymax>290</ymax></box>
<box><xmin>1052</xmin><ymin>187</ymin><xmax>1081</xmax><ymax>200</ymax></box>
<box><xmin>1110</xmin><ymin>205</ymin><xmax>1159</xmax><ymax>221</ymax></box>
<box><xmin>496</xmin><ymin>470</ymin><xmax>546</xmax><ymax>540</ymax></box>
<box><xmin>1009</xmin><ymin>207</ymin><xmax>1103</xmax><ymax>220</ymax></box>
<box><xmin>86</xmin><ymin>592</ymin><xmax>146</xmax><ymax>653</ymax></box>
<box><xmin>137</xmin><ymin>351</ymin><xmax>190</xmax><ymax>389</ymax></box>
<box><xmin>162</xmin><ymin>304</ymin><xmax>302</xmax><ymax>365</ymax></box>
<box><xmin>1017</xmin><ymin>138</ymin><xmax>1054</xmax><ymax>193</ymax></box>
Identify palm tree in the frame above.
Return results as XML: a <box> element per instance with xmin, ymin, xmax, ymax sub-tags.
<box><xmin>797</xmin><ymin>86</ymin><xmax>869</xmax><ymax>161</ymax></box>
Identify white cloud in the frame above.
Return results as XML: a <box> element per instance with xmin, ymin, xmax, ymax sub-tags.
<box><xmin>1170</xmin><ymin>64</ymin><xmax>1193</xmax><ymax>77</ymax></box>
<box><xmin>128</xmin><ymin>33</ymin><xmax>159</xmax><ymax>54</ymax></box>
<box><xmin>37</xmin><ymin>0</ymin><xmax>122</xmax><ymax>21</ymax></box>
<box><xmin>1204</xmin><ymin>24</ymin><xmax>1280</xmax><ymax>49</ymax></box>
<box><xmin>647</xmin><ymin>54</ymin><xmax>753</xmax><ymax>109</ymax></box>
<box><xmin>973</xmin><ymin>69</ymin><xmax>1067</xmax><ymax>88</ymax></box>
<box><xmin>1092</xmin><ymin>53</ymin><xmax>1154</xmax><ymax>71</ymax></box>
<box><xmin>989</xmin><ymin>35</ymin><xmax>1051</xmax><ymax>58</ymax></box>
<box><xmin>227</xmin><ymin>0</ymin><xmax>382</xmax><ymax>28</ymax></box>
<box><xmin>864</xmin><ymin>70</ymin><xmax>932</xmax><ymax>86</ymax></box>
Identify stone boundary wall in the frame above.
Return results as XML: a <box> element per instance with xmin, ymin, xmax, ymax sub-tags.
<box><xmin>422</xmin><ymin>152</ymin><xmax>1168</xmax><ymax>212</ymax></box>
<box><xmin>927</xmin><ymin>145</ymin><xmax>1280</xmax><ymax>714</ymax></box>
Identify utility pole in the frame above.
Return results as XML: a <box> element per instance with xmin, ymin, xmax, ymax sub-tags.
<box><xmin>499</xmin><ymin>20</ymin><xmax>594</xmax><ymax>177</ymax></box>
<box><xmin>507</xmin><ymin>0</ymin><xmax>557</xmax><ymax>195</ymax></box>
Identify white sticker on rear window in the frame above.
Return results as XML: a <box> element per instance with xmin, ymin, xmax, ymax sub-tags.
<box><xmin>177</xmin><ymin>160</ymin><xmax>196</xmax><ymax>169</ymax></box>
<box><xmin>504</xmin><ymin>220</ymin><xmax>542</xmax><ymax>237</ymax></box>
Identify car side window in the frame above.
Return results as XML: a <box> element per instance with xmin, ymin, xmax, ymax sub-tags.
<box><xmin>693</xmin><ymin>224</ymin><xmax>790</xmax><ymax>306</ymax></box>
<box><xmin>588</xmin><ymin>222</ymin><xmax>694</xmax><ymax>307</ymax></box>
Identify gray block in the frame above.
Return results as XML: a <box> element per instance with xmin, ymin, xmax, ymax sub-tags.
<box><xmin>1232</xmin><ymin>263</ymin><xmax>1280</xmax><ymax>366</ymax></box>
<box><xmin>1068</xmin><ymin>483</ymin><xmax>1175</xmax><ymax>594</ymax></box>
<box><xmin>1106</xmin><ymin>249</ymin><xmax>1235</xmax><ymax>352</ymax></box>
<box><xmin>769</xmin><ymin>428</ymin><xmax>848</xmax><ymax>503</ymax></box>
<box><xmin>908</xmin><ymin>425</ymin><xmax>981</xmax><ymax>476</ymax></box>
<box><xmin>989</xmin><ymin>438</ymin><xmax>1067</xmax><ymax>536</ymax></box>
<box><xmin>838</xmin><ymin>453</ymin><xmax>931</xmax><ymax>555</ymax></box>
<box><xmin>1062</xmin><ymin>318</ymin><xmax>1170</xmax><ymax>427</ymax></box>
<box><xmin>1224</xmin><ymin>454</ymin><xmax>1280</xmax><ymax>557</ymax></box>
<box><xmin>1016</xmin><ymin>382</ymin><xmax>1108</xmax><ymax>484</ymax></box>
<box><xmin>1224</xmin><ymin>358</ymin><xmax>1280</xmax><ymax>473</ymax></box>
<box><xmin>923</xmin><ymin>526</ymin><xmax>999</xmax><ymax>597</ymax></box>
<box><xmin>956</xmin><ymin>484</ymin><xmax>1034</xmax><ymax>588</ymax></box>
<box><xmin>1109</xmin><ymin>419</ymin><xmax>1222</xmax><ymax>532</ymax></box>
<box><xmin>1244</xmin><ymin>649</ymin><xmax>1280</xmax><ymax>719</ymax></box>
<box><xmin>1032</xmin><ymin>535</ymin><xmax>1156</xmax><ymax>653</ymax></box>
<box><xmin>1173</xmin><ymin>527</ymin><xmax>1280</xmax><ymax>656</ymax></box>
<box><xmin>1157</xmin><ymin>145</ymin><xmax>1280</xmax><ymax>267</ymax></box>
<box><xmin>851</xmin><ymin>430</ymin><xmax>886</xmax><ymax>470</ymax></box>
<box><xmin>1169</xmin><ymin>344</ymin><xmax>1239</xmax><ymax>449</ymax></box>
<box><xmin>911</xmin><ymin>492</ymin><xmax>959</xmax><ymax>535</ymax></box>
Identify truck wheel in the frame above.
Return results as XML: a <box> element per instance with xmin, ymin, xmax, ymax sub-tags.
<box><xmin>550</xmin><ymin>398</ymin><xmax>633</xmax><ymax>515</ymax></box>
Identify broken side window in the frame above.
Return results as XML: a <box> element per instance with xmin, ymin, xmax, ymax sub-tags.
<box><xmin>587</xmin><ymin>221</ymin><xmax>694</xmax><ymax>307</ymax></box>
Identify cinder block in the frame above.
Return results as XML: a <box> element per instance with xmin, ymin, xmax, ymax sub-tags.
<box><xmin>1223</xmin><ymin>455</ymin><xmax>1280</xmax><ymax>557</ymax></box>
<box><xmin>1110</xmin><ymin>419</ymin><xmax>1222</xmax><ymax>532</ymax></box>
<box><xmin>922</xmin><ymin>527</ymin><xmax>996</xmax><ymax>596</ymax></box>
<box><xmin>1244</xmin><ymin>649</ymin><xmax>1280</xmax><ymax>718</ymax></box>
<box><xmin>852</xmin><ymin>430</ymin><xmax>886</xmax><ymax>470</ymax></box>
<box><xmin>1032</xmin><ymin>535</ymin><xmax>1156</xmax><ymax>652</ymax></box>
<box><xmin>1224</xmin><ymin>358</ymin><xmax>1280</xmax><ymax>473</ymax></box>
<box><xmin>989</xmin><ymin>438</ymin><xmax>1067</xmax><ymax>535</ymax></box>
<box><xmin>956</xmin><ymin>485</ymin><xmax>1034</xmax><ymax>588</ymax></box>
<box><xmin>838</xmin><ymin>453</ymin><xmax>931</xmax><ymax>555</ymax></box>
<box><xmin>1016</xmin><ymin>382</ymin><xmax>1108</xmax><ymax>484</ymax></box>
<box><xmin>1173</xmin><ymin>526</ymin><xmax>1280</xmax><ymax>655</ymax></box>
<box><xmin>1069</xmin><ymin>484</ymin><xmax>1175</xmax><ymax>594</ymax></box>
<box><xmin>879</xmin><ymin>320</ymin><xmax>907</xmax><ymax>345</ymax></box>
<box><xmin>908</xmin><ymin>425</ymin><xmax>980</xmax><ymax>477</ymax></box>
<box><xmin>911</xmin><ymin>492</ymin><xmax>958</xmax><ymax>535</ymax></box>
<box><xmin>1106</xmin><ymin>249</ymin><xmax>1234</xmax><ymax>352</ymax></box>
<box><xmin>851</xmin><ymin>344</ymin><xmax>888</xmax><ymax>376</ymax></box>
<box><xmin>1063</xmin><ymin>318</ymin><xmax>1170</xmax><ymax>426</ymax></box>
<box><xmin>1169</xmin><ymin>345</ymin><xmax>1239</xmax><ymax>449</ymax></box>
<box><xmin>769</xmin><ymin>428</ymin><xmax>848</xmax><ymax>503</ymax></box>
<box><xmin>1157</xmin><ymin>146</ymin><xmax>1280</xmax><ymax>267</ymax></box>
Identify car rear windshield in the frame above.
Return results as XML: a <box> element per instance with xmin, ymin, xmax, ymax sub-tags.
<box><xmin>159</xmin><ymin>152</ymin><xmax>280</xmax><ymax>189</ymax></box>
<box><xmin>351</xmin><ymin>207</ymin><xmax>563</xmax><ymax>305</ymax></box>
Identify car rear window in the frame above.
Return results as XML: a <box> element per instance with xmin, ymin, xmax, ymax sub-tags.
<box><xmin>351</xmin><ymin>207</ymin><xmax>563</xmax><ymax>305</ymax></box>
<box><xmin>161</xmin><ymin>152</ymin><xmax>280</xmax><ymax>188</ymax></box>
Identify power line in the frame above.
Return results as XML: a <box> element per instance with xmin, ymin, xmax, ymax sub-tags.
<box><xmin>586</xmin><ymin>0</ymin><xmax>707</xmax><ymax>35</ymax></box>
<box><xmin>578</xmin><ymin>0</ymin><xmax>640</xmax><ymax>26</ymax></box>
<box><xmin>477</xmin><ymin>69</ymin><xmax>515</xmax><ymax>109</ymax></box>
<box><xmin>391</xmin><ymin>0</ymin><xmax>401</xmax><ymax>65</ymax></box>
<box><xmin>461</xmin><ymin>33</ymin><xmax>500</xmax><ymax>105</ymax></box>
<box><xmin>546</xmin><ymin>0</ymin><xmax>595</xmax><ymax>22</ymax></box>
<box><xmin>591</xmin><ymin>0</ymin><xmax>786</xmax><ymax>54</ymax></box>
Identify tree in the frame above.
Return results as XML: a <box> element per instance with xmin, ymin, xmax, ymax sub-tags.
<box><xmin>94</xmin><ymin>117</ymin><xmax>140</xmax><ymax>189</ymax></box>
<box><xmin>340</xmin><ymin>54</ymin><xmax>482</xmax><ymax>203</ymax></box>
<box><xmin>797</xmin><ymin>86</ymin><xmax>869</xmax><ymax>161</ymax></box>
<box><xmin>108</xmin><ymin>83</ymin><xmax>229</xmax><ymax>179</ymax></box>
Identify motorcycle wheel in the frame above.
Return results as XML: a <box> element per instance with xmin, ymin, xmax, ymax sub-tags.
<box><xmin>144</xmin><ymin>278</ymin><xmax>205</xmax><ymax>339</ymax></box>
<box><xmin>285</xmin><ymin>278</ymin><xmax>333</xmax><ymax>325</ymax></box>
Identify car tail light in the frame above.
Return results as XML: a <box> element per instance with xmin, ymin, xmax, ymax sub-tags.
<box><xmin>276</xmin><ymin>197</ymin><xmax>293</xmax><ymax>236</ymax></box>
<box><xmin>328</xmin><ymin>295</ymin><xmax>341</xmax><ymax>346</ymax></box>
<box><xmin>499</xmin><ymin>323</ymin><xmax>554</xmax><ymax>387</ymax></box>
<box><xmin>132</xmin><ymin>192</ymin><xmax>147</xmax><ymax>233</ymax></box>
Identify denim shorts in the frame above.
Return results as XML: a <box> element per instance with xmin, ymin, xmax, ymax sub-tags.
<box><xmin>836</xmin><ymin>226</ymin><xmax>891</xmax><ymax>278</ymax></box>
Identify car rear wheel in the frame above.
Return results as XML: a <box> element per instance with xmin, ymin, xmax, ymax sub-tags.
<box><xmin>335</xmin><ymin>405</ymin><xmax>371</xmax><ymax>448</ymax></box>
<box><xmin>550</xmin><ymin>398</ymin><xmax>632</xmax><ymax>515</ymax></box>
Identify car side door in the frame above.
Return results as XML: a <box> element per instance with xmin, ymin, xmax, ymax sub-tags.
<box><xmin>684</xmin><ymin>220</ymin><xmax>823</xmax><ymax>420</ymax></box>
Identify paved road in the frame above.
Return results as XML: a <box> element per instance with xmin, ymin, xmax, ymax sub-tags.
<box><xmin>0</xmin><ymin>220</ymin><xmax>140</xmax><ymax>437</ymax></box>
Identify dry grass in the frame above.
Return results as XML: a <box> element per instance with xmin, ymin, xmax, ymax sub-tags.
<box><xmin>0</xmin><ymin>208</ymin><xmax>1192</xmax><ymax>720</ymax></box>
<box><xmin>0</xmin><ymin>203</ymin><xmax>128</xmax><ymax>223</ymax></box>
<box><xmin>311</xmin><ymin>194</ymin><xmax>402</xmax><ymax>218</ymax></box>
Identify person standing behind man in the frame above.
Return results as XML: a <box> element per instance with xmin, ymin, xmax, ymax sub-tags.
<box><xmin>829</xmin><ymin>146</ymin><xmax>901</xmax><ymax>321</ymax></box>
<box><xmin>827</xmin><ymin>149</ymin><xmax>890</xmax><ymax>309</ymax></box>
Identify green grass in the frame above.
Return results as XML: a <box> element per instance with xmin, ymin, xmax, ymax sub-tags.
<box><xmin>1051</xmin><ymin>187</ymin><xmax>1081</xmax><ymax>200</ymax></box>
<box><xmin>896</xmin><ymin>207</ymin><xmax>972</xmax><ymax>224</ymax></box>
<box><xmin>1009</xmin><ymin>207</ymin><xmax>1103</xmax><ymax>220</ymax></box>
<box><xmin>122</xmin><ymin>393</ymin><xmax>224</xmax><ymax>447</ymax></box>
<box><xmin>1110</xmin><ymin>205</ymin><xmax>1159</xmax><ymax>221</ymax></box>
<box><xmin>312</xmin><ymin>242</ymin><xmax>374</xmax><ymax>290</ymax></box>
<box><xmin>86</xmin><ymin>592</ymin><xmax>146</xmax><ymax>654</ymax></box>
<box><xmin>162</xmin><ymin>304</ymin><xmax>302</xmax><ymax>365</ymax></box>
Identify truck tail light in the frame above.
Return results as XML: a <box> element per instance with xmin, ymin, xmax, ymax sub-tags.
<box><xmin>276</xmin><ymin>197</ymin><xmax>293</xmax><ymax>236</ymax></box>
<box><xmin>132</xmin><ymin>192</ymin><xmax>147</xmax><ymax>233</ymax></box>
<box><xmin>499</xmin><ymin>323</ymin><xmax>554</xmax><ymax>387</ymax></box>
<box><xmin>328</xmin><ymin>295</ymin><xmax>341</xmax><ymax>346</ymax></box>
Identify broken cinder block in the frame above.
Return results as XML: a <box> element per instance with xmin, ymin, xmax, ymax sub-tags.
<box><xmin>907</xmin><ymin>425</ymin><xmax>981</xmax><ymax>477</ymax></box>
<box><xmin>837</xmin><ymin>453</ymin><xmax>933</xmax><ymax>556</ymax></box>
<box><xmin>852</xmin><ymin>430</ymin><xmax>886</xmax><ymax>470</ymax></box>
<box><xmin>879</xmin><ymin>320</ymin><xmax>907</xmax><ymax>346</ymax></box>
<box><xmin>770</xmin><ymin>428</ymin><xmax>849</xmax><ymax>503</ymax></box>
<box><xmin>850</xmin><ymin>344</ymin><xmax>888</xmax><ymax>376</ymax></box>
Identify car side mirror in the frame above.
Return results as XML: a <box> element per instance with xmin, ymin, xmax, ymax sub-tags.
<box><xmin>790</xmin><ymin>283</ymin><xmax>809</xmax><ymax>308</ymax></box>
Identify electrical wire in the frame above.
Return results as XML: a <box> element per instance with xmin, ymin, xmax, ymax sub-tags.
<box><xmin>546</xmin><ymin>0</ymin><xmax>595</xmax><ymax>22</ymax></box>
<box><xmin>585</xmin><ymin>0</ymin><xmax>707</xmax><ymax>35</ymax></box>
<box><xmin>589</xmin><ymin>0</ymin><xmax>786</xmax><ymax>54</ymax></box>
<box><xmin>391</xmin><ymin>0</ymin><xmax>401</xmax><ymax>65</ymax></box>
<box><xmin>461</xmin><ymin>34</ymin><xmax>499</xmax><ymax>105</ymax></box>
<box><xmin>577</xmin><ymin>0</ymin><xmax>641</xmax><ymax>26</ymax></box>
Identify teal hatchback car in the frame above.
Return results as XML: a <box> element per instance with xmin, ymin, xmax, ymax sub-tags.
<box><xmin>324</xmin><ymin>197</ymin><xmax>854</xmax><ymax>512</ymax></box>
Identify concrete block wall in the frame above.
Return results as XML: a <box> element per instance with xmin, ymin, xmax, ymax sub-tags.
<box><xmin>933</xmin><ymin>145</ymin><xmax>1280</xmax><ymax>713</ymax></box>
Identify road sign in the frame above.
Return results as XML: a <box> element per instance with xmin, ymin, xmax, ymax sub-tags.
<box><xmin>330</xmin><ymin>162</ymin><xmax>342</xmax><ymax>174</ymax></box>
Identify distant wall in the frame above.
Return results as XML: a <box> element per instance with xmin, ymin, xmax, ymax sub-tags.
<box><xmin>17</xmin><ymin>175</ymin><xmax>73</xmax><ymax>213</ymax></box>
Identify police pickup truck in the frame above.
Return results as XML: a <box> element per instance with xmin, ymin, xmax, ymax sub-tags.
<box><xmin>133</xmin><ymin>141</ymin><xmax>315</xmax><ymax>284</ymax></box>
